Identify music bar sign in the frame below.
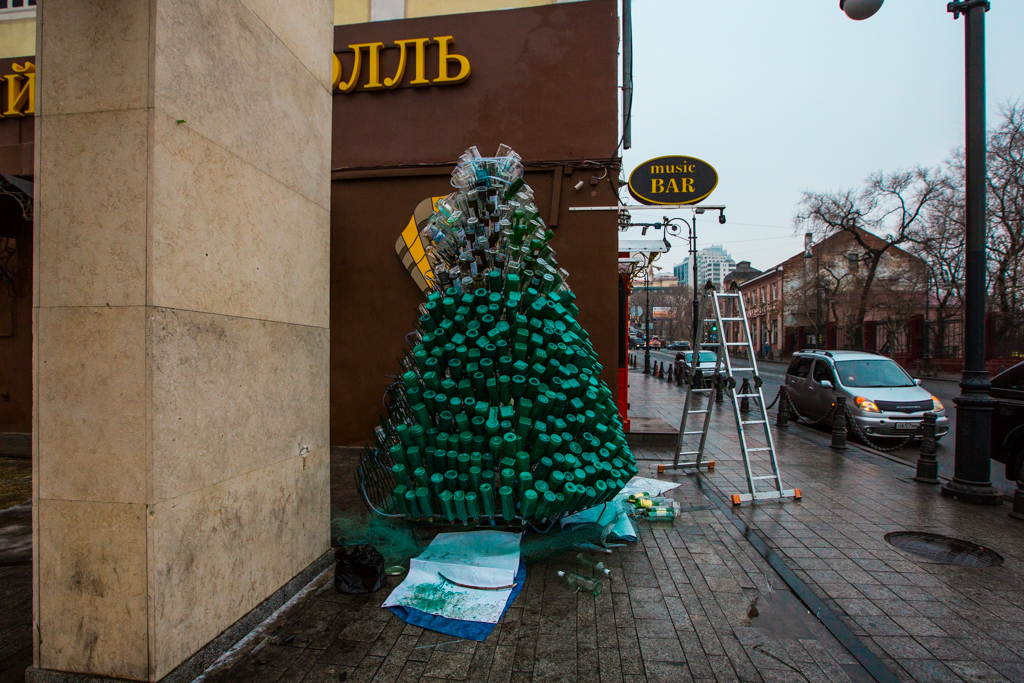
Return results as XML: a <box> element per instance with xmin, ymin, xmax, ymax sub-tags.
<box><xmin>627</xmin><ymin>155</ymin><xmax>718</xmax><ymax>206</ymax></box>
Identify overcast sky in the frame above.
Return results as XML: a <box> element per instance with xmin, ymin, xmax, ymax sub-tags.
<box><xmin>619</xmin><ymin>0</ymin><xmax>1024</xmax><ymax>272</ymax></box>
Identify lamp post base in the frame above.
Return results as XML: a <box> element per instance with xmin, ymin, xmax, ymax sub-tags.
<box><xmin>942</xmin><ymin>382</ymin><xmax>1002</xmax><ymax>506</ymax></box>
<box><xmin>940</xmin><ymin>479</ymin><xmax>1002</xmax><ymax>505</ymax></box>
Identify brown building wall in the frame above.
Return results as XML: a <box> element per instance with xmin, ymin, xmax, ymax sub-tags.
<box><xmin>0</xmin><ymin>56</ymin><xmax>34</xmax><ymax>437</ymax></box>
<box><xmin>330</xmin><ymin>1</ymin><xmax>620</xmax><ymax>445</ymax></box>
<box><xmin>0</xmin><ymin>197</ymin><xmax>31</xmax><ymax>434</ymax></box>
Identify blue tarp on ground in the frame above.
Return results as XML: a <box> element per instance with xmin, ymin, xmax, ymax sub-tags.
<box><xmin>387</xmin><ymin>559</ymin><xmax>526</xmax><ymax>641</ymax></box>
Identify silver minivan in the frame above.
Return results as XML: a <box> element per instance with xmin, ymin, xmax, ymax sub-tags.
<box><xmin>786</xmin><ymin>350</ymin><xmax>949</xmax><ymax>439</ymax></box>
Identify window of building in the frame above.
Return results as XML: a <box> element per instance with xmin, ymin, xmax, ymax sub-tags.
<box><xmin>848</xmin><ymin>253</ymin><xmax>859</xmax><ymax>273</ymax></box>
<box><xmin>0</xmin><ymin>0</ymin><xmax>35</xmax><ymax>16</ymax></box>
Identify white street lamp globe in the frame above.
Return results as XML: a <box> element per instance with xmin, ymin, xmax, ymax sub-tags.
<box><xmin>840</xmin><ymin>0</ymin><xmax>884</xmax><ymax>20</ymax></box>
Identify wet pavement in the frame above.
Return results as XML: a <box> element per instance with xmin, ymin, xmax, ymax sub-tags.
<box><xmin>198</xmin><ymin>370</ymin><xmax>1024</xmax><ymax>683</ymax></box>
<box><xmin>4</xmin><ymin>369</ymin><xmax>1024</xmax><ymax>682</ymax></box>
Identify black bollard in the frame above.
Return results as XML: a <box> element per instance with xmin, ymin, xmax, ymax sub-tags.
<box><xmin>914</xmin><ymin>412</ymin><xmax>940</xmax><ymax>484</ymax></box>
<box><xmin>667</xmin><ymin>363</ymin><xmax>674</xmax><ymax>382</ymax></box>
<box><xmin>739</xmin><ymin>378</ymin><xmax>751</xmax><ymax>413</ymax></box>
<box><xmin>830</xmin><ymin>396</ymin><xmax>848</xmax><ymax>450</ymax></box>
<box><xmin>776</xmin><ymin>387</ymin><xmax>790</xmax><ymax>428</ymax></box>
<box><xmin>715</xmin><ymin>374</ymin><xmax>724</xmax><ymax>403</ymax></box>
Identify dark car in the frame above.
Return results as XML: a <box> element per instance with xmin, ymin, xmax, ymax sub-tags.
<box><xmin>674</xmin><ymin>350</ymin><xmax>722</xmax><ymax>388</ymax></box>
<box><xmin>667</xmin><ymin>341</ymin><xmax>691</xmax><ymax>351</ymax></box>
<box><xmin>991</xmin><ymin>361</ymin><xmax>1024</xmax><ymax>481</ymax></box>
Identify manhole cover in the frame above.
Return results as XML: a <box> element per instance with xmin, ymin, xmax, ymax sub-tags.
<box><xmin>884</xmin><ymin>531</ymin><xmax>1003</xmax><ymax>567</ymax></box>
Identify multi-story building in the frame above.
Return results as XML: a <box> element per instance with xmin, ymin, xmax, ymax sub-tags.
<box><xmin>738</xmin><ymin>229</ymin><xmax>928</xmax><ymax>360</ymax></box>
<box><xmin>674</xmin><ymin>245</ymin><xmax>736</xmax><ymax>289</ymax></box>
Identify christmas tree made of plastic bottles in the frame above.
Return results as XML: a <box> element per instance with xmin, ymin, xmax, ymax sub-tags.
<box><xmin>375</xmin><ymin>145</ymin><xmax>638</xmax><ymax>526</ymax></box>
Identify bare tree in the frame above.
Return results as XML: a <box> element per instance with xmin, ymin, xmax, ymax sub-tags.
<box><xmin>987</xmin><ymin>102</ymin><xmax>1024</xmax><ymax>350</ymax></box>
<box><xmin>794</xmin><ymin>167</ymin><xmax>942</xmax><ymax>346</ymax></box>
<box><xmin>904</xmin><ymin>151</ymin><xmax>966</xmax><ymax>357</ymax></box>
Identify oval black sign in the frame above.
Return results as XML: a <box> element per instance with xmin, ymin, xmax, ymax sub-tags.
<box><xmin>627</xmin><ymin>155</ymin><xmax>718</xmax><ymax>206</ymax></box>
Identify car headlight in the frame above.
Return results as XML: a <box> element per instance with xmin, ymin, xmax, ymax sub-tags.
<box><xmin>855</xmin><ymin>396</ymin><xmax>880</xmax><ymax>413</ymax></box>
<box><xmin>931</xmin><ymin>396</ymin><xmax>944</xmax><ymax>413</ymax></box>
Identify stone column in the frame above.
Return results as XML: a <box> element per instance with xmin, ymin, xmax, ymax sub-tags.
<box><xmin>32</xmin><ymin>1</ymin><xmax>333</xmax><ymax>680</ymax></box>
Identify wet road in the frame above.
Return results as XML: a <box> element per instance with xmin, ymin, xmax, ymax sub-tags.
<box><xmin>637</xmin><ymin>349</ymin><xmax>1016</xmax><ymax>497</ymax></box>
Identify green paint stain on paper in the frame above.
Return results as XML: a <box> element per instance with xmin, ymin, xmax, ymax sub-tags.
<box><xmin>406</xmin><ymin>581</ymin><xmax>459</xmax><ymax>614</ymax></box>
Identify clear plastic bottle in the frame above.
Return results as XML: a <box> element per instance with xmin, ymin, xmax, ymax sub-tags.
<box><xmin>576</xmin><ymin>553</ymin><xmax>612</xmax><ymax>578</ymax></box>
<box><xmin>557</xmin><ymin>571</ymin><xmax>602</xmax><ymax>596</ymax></box>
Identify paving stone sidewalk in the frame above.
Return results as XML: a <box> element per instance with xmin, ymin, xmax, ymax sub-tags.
<box><xmin>203</xmin><ymin>369</ymin><xmax>1023</xmax><ymax>683</ymax></box>
<box><xmin>629</xmin><ymin>369</ymin><xmax>1024</xmax><ymax>683</ymax></box>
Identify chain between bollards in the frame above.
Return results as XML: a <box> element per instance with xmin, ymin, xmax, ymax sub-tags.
<box><xmin>914</xmin><ymin>412</ymin><xmax>940</xmax><ymax>484</ymax></box>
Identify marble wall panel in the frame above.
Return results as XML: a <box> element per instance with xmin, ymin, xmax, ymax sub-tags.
<box><xmin>148</xmin><ymin>451</ymin><xmax>330</xmax><ymax>679</ymax></box>
<box><xmin>37</xmin><ymin>0</ymin><xmax>151</xmax><ymax>115</ymax></box>
<box><xmin>37</xmin><ymin>499</ymin><xmax>148</xmax><ymax>680</ymax></box>
<box><xmin>148</xmin><ymin>306</ymin><xmax>330</xmax><ymax>503</ymax></box>
<box><xmin>36</xmin><ymin>306</ymin><xmax>147</xmax><ymax>504</ymax></box>
<box><xmin>149</xmin><ymin>110</ymin><xmax>330</xmax><ymax>328</ymax></box>
<box><xmin>36</xmin><ymin>109</ymin><xmax>148</xmax><ymax>308</ymax></box>
<box><xmin>240</xmin><ymin>0</ymin><xmax>334</xmax><ymax>92</ymax></box>
<box><xmin>152</xmin><ymin>0</ymin><xmax>332</xmax><ymax>210</ymax></box>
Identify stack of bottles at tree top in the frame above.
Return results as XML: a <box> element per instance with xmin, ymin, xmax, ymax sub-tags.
<box><xmin>378</xmin><ymin>145</ymin><xmax>637</xmax><ymax>526</ymax></box>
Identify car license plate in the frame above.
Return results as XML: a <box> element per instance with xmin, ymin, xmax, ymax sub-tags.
<box><xmin>895</xmin><ymin>422</ymin><xmax>918</xmax><ymax>431</ymax></box>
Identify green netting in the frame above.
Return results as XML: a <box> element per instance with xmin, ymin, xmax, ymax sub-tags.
<box><xmin>360</xmin><ymin>145</ymin><xmax>638</xmax><ymax>526</ymax></box>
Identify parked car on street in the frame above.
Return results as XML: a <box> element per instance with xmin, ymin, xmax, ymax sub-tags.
<box><xmin>785</xmin><ymin>350</ymin><xmax>948</xmax><ymax>440</ymax></box>
<box><xmin>990</xmin><ymin>360</ymin><xmax>1024</xmax><ymax>481</ymax></box>
<box><xmin>667</xmin><ymin>341</ymin><xmax>691</xmax><ymax>351</ymax></box>
<box><xmin>674</xmin><ymin>350</ymin><xmax>722</xmax><ymax>388</ymax></box>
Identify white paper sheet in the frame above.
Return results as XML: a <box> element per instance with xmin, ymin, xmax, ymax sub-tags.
<box><xmin>383</xmin><ymin>530</ymin><xmax>521</xmax><ymax>624</ymax></box>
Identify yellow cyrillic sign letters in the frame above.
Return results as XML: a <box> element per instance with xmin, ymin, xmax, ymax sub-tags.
<box><xmin>0</xmin><ymin>62</ymin><xmax>34</xmax><ymax>117</ymax></box>
<box><xmin>432</xmin><ymin>36</ymin><xmax>471</xmax><ymax>85</ymax></box>
<box><xmin>333</xmin><ymin>37</ymin><xmax>470</xmax><ymax>93</ymax></box>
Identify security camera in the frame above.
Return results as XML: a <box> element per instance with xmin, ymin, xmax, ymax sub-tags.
<box><xmin>718</xmin><ymin>214</ymin><xmax>727</xmax><ymax>225</ymax></box>
<box><xmin>840</xmin><ymin>0</ymin><xmax>883</xmax><ymax>21</ymax></box>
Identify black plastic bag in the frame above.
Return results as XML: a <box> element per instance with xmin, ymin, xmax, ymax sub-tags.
<box><xmin>334</xmin><ymin>545</ymin><xmax>386</xmax><ymax>593</ymax></box>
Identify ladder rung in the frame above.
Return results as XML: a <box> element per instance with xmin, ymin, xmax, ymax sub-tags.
<box><xmin>752</xmin><ymin>475</ymin><xmax>778</xmax><ymax>480</ymax></box>
<box><xmin>724</xmin><ymin>342</ymin><xmax>747</xmax><ymax>346</ymax></box>
<box><xmin>689</xmin><ymin>389</ymin><xmax>713</xmax><ymax>394</ymax></box>
<box><xmin>730</xmin><ymin>368</ymin><xmax>755</xmax><ymax>372</ymax></box>
<box><xmin>683</xmin><ymin>430</ymin><xmax>704</xmax><ymax>435</ymax></box>
<box><xmin>720</xmin><ymin>317</ymin><xmax>744</xmax><ymax>321</ymax></box>
<box><xmin>686</xmin><ymin>410</ymin><xmax>709</xmax><ymax>415</ymax></box>
<box><xmin>745</xmin><ymin>447</ymin><xmax>771</xmax><ymax>452</ymax></box>
<box><xmin>741</xmin><ymin>420</ymin><xmax>766</xmax><ymax>425</ymax></box>
<box><xmin>677</xmin><ymin>451</ymin><xmax>699</xmax><ymax>457</ymax></box>
<box><xmin>716</xmin><ymin>293</ymin><xmax>740</xmax><ymax>298</ymax></box>
<box><xmin>735</xmin><ymin>393</ymin><xmax>759</xmax><ymax>398</ymax></box>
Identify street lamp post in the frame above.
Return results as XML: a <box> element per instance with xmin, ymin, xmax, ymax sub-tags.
<box><xmin>923</xmin><ymin>268</ymin><xmax>932</xmax><ymax>376</ymax></box>
<box><xmin>644</xmin><ymin>266</ymin><xmax>652</xmax><ymax>374</ymax></box>
<box><xmin>844</xmin><ymin>0</ymin><xmax>1000</xmax><ymax>505</ymax></box>
<box><xmin>942</xmin><ymin>0</ymin><xmax>1001</xmax><ymax>504</ymax></box>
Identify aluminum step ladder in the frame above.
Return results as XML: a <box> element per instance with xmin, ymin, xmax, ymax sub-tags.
<box><xmin>662</xmin><ymin>282</ymin><xmax>801</xmax><ymax>506</ymax></box>
<box><xmin>658</xmin><ymin>282</ymin><xmax>722</xmax><ymax>475</ymax></box>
